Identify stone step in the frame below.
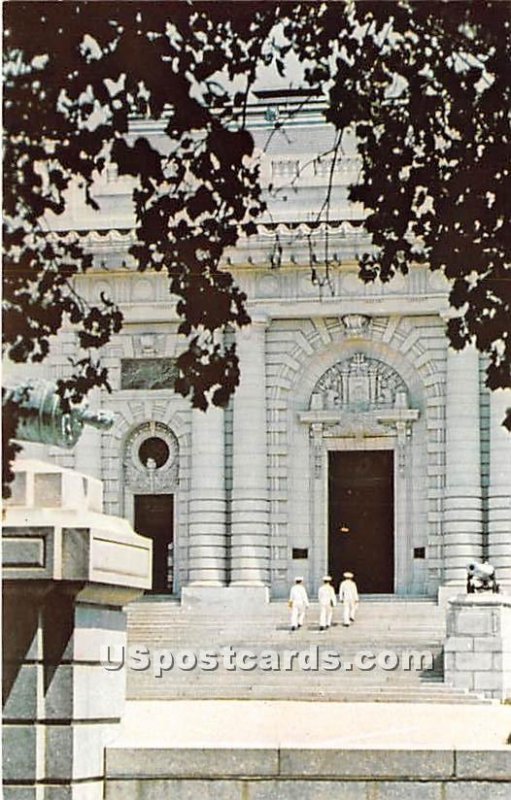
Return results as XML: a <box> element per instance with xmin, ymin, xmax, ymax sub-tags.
<box><xmin>128</xmin><ymin>598</ymin><xmax>443</xmax><ymax>612</ymax></box>
<box><xmin>122</xmin><ymin>598</ymin><xmax>482</xmax><ymax>703</ymax></box>
<box><xmin>127</xmin><ymin>629</ymin><xmax>445</xmax><ymax>639</ymax></box>
<box><xmin>128</xmin><ymin>620</ymin><xmax>446</xmax><ymax>629</ymax></box>
<box><xmin>126</xmin><ymin>641</ymin><xmax>445</xmax><ymax>652</ymax></box>
<box><xmin>126</xmin><ymin>686</ymin><xmax>488</xmax><ymax>704</ymax></box>
<box><xmin>127</xmin><ymin>608</ymin><xmax>445</xmax><ymax>630</ymax></box>
<box><xmin>128</xmin><ymin>603</ymin><xmax>443</xmax><ymax>616</ymax></box>
<box><xmin>127</xmin><ymin>669</ymin><xmax>446</xmax><ymax>685</ymax></box>
<box><xmin>128</xmin><ymin>626</ymin><xmax>445</xmax><ymax>636</ymax></box>
<box><xmin>127</xmin><ymin>640</ymin><xmax>445</xmax><ymax>650</ymax></box>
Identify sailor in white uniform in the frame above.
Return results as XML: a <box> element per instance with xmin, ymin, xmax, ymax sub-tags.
<box><xmin>289</xmin><ymin>577</ymin><xmax>309</xmax><ymax>630</ymax></box>
<box><xmin>318</xmin><ymin>575</ymin><xmax>336</xmax><ymax>630</ymax></box>
<box><xmin>339</xmin><ymin>571</ymin><xmax>359</xmax><ymax>626</ymax></box>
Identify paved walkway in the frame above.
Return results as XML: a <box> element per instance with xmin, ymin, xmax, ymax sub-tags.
<box><xmin>112</xmin><ymin>699</ymin><xmax>511</xmax><ymax>750</ymax></box>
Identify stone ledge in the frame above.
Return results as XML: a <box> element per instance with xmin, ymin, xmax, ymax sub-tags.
<box><xmin>3</xmin><ymin>511</ymin><xmax>151</xmax><ymax>589</ymax></box>
<box><xmin>181</xmin><ymin>586</ymin><xmax>270</xmax><ymax>609</ymax></box>
<box><xmin>279</xmin><ymin>749</ymin><xmax>452</xmax><ymax>778</ymax></box>
<box><xmin>104</xmin><ymin>778</ymin><xmax>511</xmax><ymax>800</ymax></box>
<box><xmin>106</xmin><ymin>748</ymin><xmax>279</xmax><ymax>778</ymax></box>
<box><xmin>105</xmin><ymin>747</ymin><xmax>511</xmax><ymax>782</ymax></box>
<box><xmin>449</xmin><ymin>595</ymin><xmax>511</xmax><ymax>609</ymax></box>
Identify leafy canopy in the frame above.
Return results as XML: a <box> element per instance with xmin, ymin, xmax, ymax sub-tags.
<box><xmin>3</xmin><ymin>1</ymin><xmax>510</xmax><ymax>494</ymax></box>
<box><xmin>286</xmin><ymin>1</ymin><xmax>510</xmax><ymax>399</ymax></box>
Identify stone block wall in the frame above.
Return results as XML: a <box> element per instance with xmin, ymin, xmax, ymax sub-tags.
<box><xmin>444</xmin><ymin>595</ymin><xmax>511</xmax><ymax>699</ymax></box>
<box><xmin>105</xmin><ymin>746</ymin><xmax>511</xmax><ymax>800</ymax></box>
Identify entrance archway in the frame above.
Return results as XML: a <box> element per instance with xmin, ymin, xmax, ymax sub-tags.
<box><xmin>123</xmin><ymin>422</ymin><xmax>179</xmax><ymax>594</ymax></box>
<box><xmin>328</xmin><ymin>450</ymin><xmax>394</xmax><ymax>593</ymax></box>
<box><xmin>299</xmin><ymin>351</ymin><xmax>420</xmax><ymax>594</ymax></box>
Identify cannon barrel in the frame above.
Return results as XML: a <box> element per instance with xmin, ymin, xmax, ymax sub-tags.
<box><xmin>467</xmin><ymin>561</ymin><xmax>496</xmax><ymax>579</ymax></box>
<box><xmin>3</xmin><ymin>380</ymin><xmax>114</xmax><ymax>448</ymax></box>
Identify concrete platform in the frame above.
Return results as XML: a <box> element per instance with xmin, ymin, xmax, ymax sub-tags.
<box><xmin>110</xmin><ymin>699</ymin><xmax>511</xmax><ymax>750</ymax></box>
<box><xmin>105</xmin><ymin>700</ymin><xmax>511</xmax><ymax>800</ymax></box>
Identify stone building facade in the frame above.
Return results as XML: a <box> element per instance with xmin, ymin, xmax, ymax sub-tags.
<box><xmin>8</xmin><ymin>91</ymin><xmax>510</xmax><ymax>600</ymax></box>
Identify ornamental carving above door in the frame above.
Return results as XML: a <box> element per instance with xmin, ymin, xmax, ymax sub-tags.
<box><xmin>311</xmin><ymin>354</ymin><xmax>409</xmax><ymax>413</ymax></box>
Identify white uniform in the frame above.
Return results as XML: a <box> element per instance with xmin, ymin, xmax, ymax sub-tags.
<box><xmin>318</xmin><ymin>583</ymin><xmax>336</xmax><ymax>628</ymax></box>
<box><xmin>339</xmin><ymin>578</ymin><xmax>359</xmax><ymax>625</ymax></box>
<box><xmin>289</xmin><ymin>583</ymin><xmax>309</xmax><ymax>629</ymax></box>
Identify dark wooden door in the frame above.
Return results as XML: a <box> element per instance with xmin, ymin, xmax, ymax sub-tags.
<box><xmin>328</xmin><ymin>450</ymin><xmax>394</xmax><ymax>593</ymax></box>
<box><xmin>134</xmin><ymin>494</ymin><xmax>174</xmax><ymax>594</ymax></box>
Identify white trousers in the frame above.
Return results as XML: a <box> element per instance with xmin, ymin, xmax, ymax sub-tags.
<box><xmin>319</xmin><ymin>604</ymin><xmax>333</xmax><ymax>628</ymax></box>
<box><xmin>342</xmin><ymin>600</ymin><xmax>357</xmax><ymax>625</ymax></box>
<box><xmin>291</xmin><ymin>604</ymin><xmax>306</xmax><ymax>628</ymax></box>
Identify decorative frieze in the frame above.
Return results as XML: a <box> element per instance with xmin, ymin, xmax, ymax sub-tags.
<box><xmin>121</xmin><ymin>358</ymin><xmax>178</xmax><ymax>390</ymax></box>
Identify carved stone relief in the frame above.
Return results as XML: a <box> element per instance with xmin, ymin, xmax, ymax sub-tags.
<box><xmin>121</xmin><ymin>358</ymin><xmax>178</xmax><ymax>390</ymax></box>
<box><xmin>311</xmin><ymin>354</ymin><xmax>408</xmax><ymax>413</ymax></box>
<box><xmin>341</xmin><ymin>314</ymin><xmax>370</xmax><ymax>337</ymax></box>
<box><xmin>132</xmin><ymin>333</ymin><xmax>167</xmax><ymax>356</ymax></box>
<box><xmin>310</xmin><ymin>423</ymin><xmax>324</xmax><ymax>478</ymax></box>
<box><xmin>123</xmin><ymin>422</ymin><xmax>179</xmax><ymax>494</ymax></box>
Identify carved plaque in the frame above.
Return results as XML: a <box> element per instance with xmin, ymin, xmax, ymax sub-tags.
<box><xmin>121</xmin><ymin>358</ymin><xmax>178</xmax><ymax>390</ymax></box>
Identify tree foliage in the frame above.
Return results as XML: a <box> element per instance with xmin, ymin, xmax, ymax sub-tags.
<box><xmin>286</xmin><ymin>1</ymin><xmax>510</xmax><ymax>402</ymax></box>
<box><xmin>3</xmin><ymin>1</ymin><xmax>510</xmax><ymax>494</ymax></box>
<box><xmin>3</xmin><ymin>1</ymin><xmax>278</xmax><ymax>491</ymax></box>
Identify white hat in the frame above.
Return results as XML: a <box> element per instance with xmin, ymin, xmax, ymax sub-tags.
<box><xmin>295</xmin><ymin>576</ymin><xmax>304</xmax><ymax>582</ymax></box>
<box><xmin>322</xmin><ymin>575</ymin><xmax>332</xmax><ymax>582</ymax></box>
<box><xmin>343</xmin><ymin>571</ymin><xmax>354</xmax><ymax>578</ymax></box>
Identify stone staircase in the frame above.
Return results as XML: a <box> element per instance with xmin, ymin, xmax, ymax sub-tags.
<box><xmin>125</xmin><ymin>597</ymin><xmax>489</xmax><ymax>703</ymax></box>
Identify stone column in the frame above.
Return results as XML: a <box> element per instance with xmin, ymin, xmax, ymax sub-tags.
<box><xmin>488</xmin><ymin>388</ymin><xmax>511</xmax><ymax>589</ymax></box>
<box><xmin>187</xmin><ymin>405</ymin><xmax>227</xmax><ymax>585</ymax></box>
<box><xmin>443</xmin><ymin>346</ymin><xmax>483</xmax><ymax>584</ymax></box>
<box><xmin>230</xmin><ymin>316</ymin><xmax>270</xmax><ymax>586</ymax></box>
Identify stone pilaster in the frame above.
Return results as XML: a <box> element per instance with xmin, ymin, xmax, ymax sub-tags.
<box><xmin>487</xmin><ymin>388</ymin><xmax>511</xmax><ymax>589</ymax></box>
<box><xmin>443</xmin><ymin>346</ymin><xmax>483</xmax><ymax>584</ymax></box>
<box><xmin>230</xmin><ymin>316</ymin><xmax>270</xmax><ymax>586</ymax></box>
<box><xmin>188</xmin><ymin>405</ymin><xmax>227</xmax><ymax>585</ymax></box>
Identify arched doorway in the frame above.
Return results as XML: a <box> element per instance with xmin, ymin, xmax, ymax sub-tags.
<box><xmin>300</xmin><ymin>352</ymin><xmax>420</xmax><ymax>594</ymax></box>
<box><xmin>123</xmin><ymin>423</ymin><xmax>179</xmax><ymax>594</ymax></box>
<box><xmin>328</xmin><ymin>449</ymin><xmax>394</xmax><ymax>592</ymax></box>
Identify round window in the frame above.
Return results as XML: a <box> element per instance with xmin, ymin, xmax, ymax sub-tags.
<box><xmin>138</xmin><ymin>436</ymin><xmax>170</xmax><ymax>469</ymax></box>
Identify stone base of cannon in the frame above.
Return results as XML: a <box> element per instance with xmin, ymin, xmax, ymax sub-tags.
<box><xmin>2</xmin><ymin>460</ymin><xmax>152</xmax><ymax>800</ymax></box>
<box><xmin>444</xmin><ymin>594</ymin><xmax>511</xmax><ymax>701</ymax></box>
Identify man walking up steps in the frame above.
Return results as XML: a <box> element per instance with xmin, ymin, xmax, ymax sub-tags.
<box><xmin>339</xmin><ymin>571</ymin><xmax>359</xmax><ymax>627</ymax></box>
